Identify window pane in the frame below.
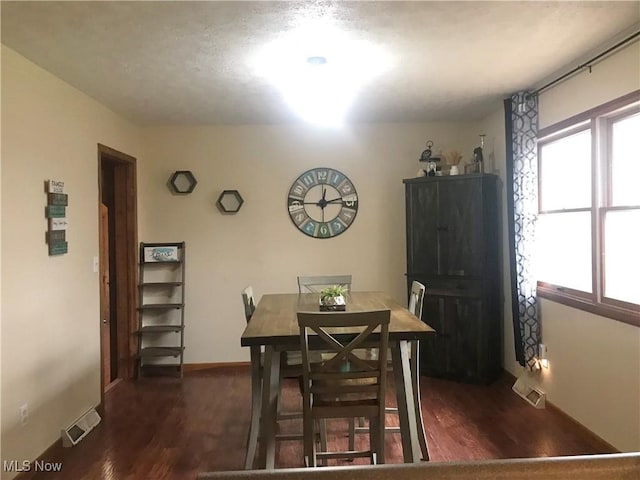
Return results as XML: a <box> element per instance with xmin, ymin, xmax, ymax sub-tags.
<box><xmin>540</xmin><ymin>130</ymin><xmax>591</xmax><ymax>211</ymax></box>
<box><xmin>611</xmin><ymin>112</ymin><xmax>640</xmax><ymax>206</ymax></box>
<box><xmin>536</xmin><ymin>211</ymin><xmax>592</xmax><ymax>293</ymax></box>
<box><xmin>604</xmin><ymin>209</ymin><xmax>640</xmax><ymax>305</ymax></box>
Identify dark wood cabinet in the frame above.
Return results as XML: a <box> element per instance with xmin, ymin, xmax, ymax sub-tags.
<box><xmin>404</xmin><ymin>174</ymin><xmax>502</xmax><ymax>383</ymax></box>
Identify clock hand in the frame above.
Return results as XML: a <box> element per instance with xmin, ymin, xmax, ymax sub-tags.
<box><xmin>315</xmin><ymin>187</ymin><xmax>328</xmax><ymax>209</ymax></box>
<box><xmin>325</xmin><ymin>197</ymin><xmax>343</xmax><ymax>204</ymax></box>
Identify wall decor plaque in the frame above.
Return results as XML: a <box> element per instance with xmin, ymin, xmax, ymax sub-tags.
<box><xmin>49</xmin><ymin>241</ymin><xmax>68</xmax><ymax>256</ymax></box>
<box><xmin>46</xmin><ymin>179</ymin><xmax>68</xmax><ymax>255</ymax></box>
<box><xmin>143</xmin><ymin>245</ymin><xmax>179</xmax><ymax>262</ymax></box>
<box><xmin>47</xmin><ymin>193</ymin><xmax>68</xmax><ymax>206</ymax></box>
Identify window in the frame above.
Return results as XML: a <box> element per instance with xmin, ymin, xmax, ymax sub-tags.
<box><xmin>537</xmin><ymin>91</ymin><xmax>640</xmax><ymax>327</ymax></box>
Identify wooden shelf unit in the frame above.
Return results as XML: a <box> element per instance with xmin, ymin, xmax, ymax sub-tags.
<box><xmin>136</xmin><ymin>242</ymin><xmax>186</xmax><ymax>378</ymax></box>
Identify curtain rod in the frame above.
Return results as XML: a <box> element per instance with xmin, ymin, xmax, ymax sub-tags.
<box><xmin>532</xmin><ymin>30</ymin><xmax>640</xmax><ymax>95</ymax></box>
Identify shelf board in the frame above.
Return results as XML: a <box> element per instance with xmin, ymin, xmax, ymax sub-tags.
<box><xmin>136</xmin><ymin>325</ymin><xmax>184</xmax><ymax>334</ymax></box>
<box><xmin>138</xmin><ymin>303</ymin><xmax>184</xmax><ymax>310</ymax></box>
<box><xmin>140</xmin><ymin>260</ymin><xmax>182</xmax><ymax>265</ymax></box>
<box><xmin>138</xmin><ymin>346</ymin><xmax>184</xmax><ymax>358</ymax></box>
<box><xmin>140</xmin><ymin>282</ymin><xmax>183</xmax><ymax>287</ymax></box>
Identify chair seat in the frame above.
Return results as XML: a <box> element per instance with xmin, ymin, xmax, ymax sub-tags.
<box><xmin>283</xmin><ymin>350</ymin><xmax>323</xmax><ymax>366</ymax></box>
<box><xmin>299</xmin><ymin>373</ymin><xmax>379</xmax><ymax>403</ymax></box>
<box><xmin>314</xmin><ymin>397</ymin><xmax>379</xmax><ymax>408</ymax></box>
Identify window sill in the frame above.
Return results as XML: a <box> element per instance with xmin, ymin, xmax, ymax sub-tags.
<box><xmin>537</xmin><ymin>285</ymin><xmax>639</xmax><ymax>328</ymax></box>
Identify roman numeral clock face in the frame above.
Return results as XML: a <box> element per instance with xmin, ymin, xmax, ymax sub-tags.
<box><xmin>287</xmin><ymin>168</ymin><xmax>358</xmax><ymax>238</ymax></box>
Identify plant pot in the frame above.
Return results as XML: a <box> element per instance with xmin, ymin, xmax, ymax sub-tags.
<box><xmin>321</xmin><ymin>295</ymin><xmax>345</xmax><ymax>306</ymax></box>
<box><xmin>319</xmin><ymin>295</ymin><xmax>346</xmax><ymax>311</ymax></box>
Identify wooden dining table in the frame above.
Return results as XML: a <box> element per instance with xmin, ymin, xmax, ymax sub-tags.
<box><xmin>240</xmin><ymin>291</ymin><xmax>435</xmax><ymax>469</ymax></box>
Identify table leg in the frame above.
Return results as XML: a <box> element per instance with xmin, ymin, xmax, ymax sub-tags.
<box><xmin>257</xmin><ymin>346</ymin><xmax>281</xmax><ymax>469</ymax></box>
<box><xmin>410</xmin><ymin>340</ymin><xmax>430</xmax><ymax>460</ymax></box>
<box><xmin>391</xmin><ymin>340</ymin><xmax>421</xmax><ymax>463</ymax></box>
<box><xmin>244</xmin><ymin>346</ymin><xmax>262</xmax><ymax>469</ymax></box>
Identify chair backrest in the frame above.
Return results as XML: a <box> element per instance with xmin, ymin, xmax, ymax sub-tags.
<box><xmin>408</xmin><ymin>281</ymin><xmax>426</xmax><ymax>319</ymax></box>
<box><xmin>297</xmin><ymin>309</ymin><xmax>390</xmax><ymax>403</ymax></box>
<box><xmin>241</xmin><ymin>286</ymin><xmax>256</xmax><ymax>323</ymax></box>
<box><xmin>297</xmin><ymin>274</ymin><xmax>353</xmax><ymax>294</ymax></box>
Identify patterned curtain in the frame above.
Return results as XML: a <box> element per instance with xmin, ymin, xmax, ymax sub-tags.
<box><xmin>504</xmin><ymin>92</ymin><xmax>540</xmax><ymax>370</ymax></box>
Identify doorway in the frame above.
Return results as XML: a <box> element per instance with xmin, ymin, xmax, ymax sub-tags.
<box><xmin>98</xmin><ymin>144</ymin><xmax>138</xmax><ymax>395</ymax></box>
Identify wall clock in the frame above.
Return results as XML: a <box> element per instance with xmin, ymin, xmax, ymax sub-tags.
<box><xmin>287</xmin><ymin>167</ymin><xmax>358</xmax><ymax>238</ymax></box>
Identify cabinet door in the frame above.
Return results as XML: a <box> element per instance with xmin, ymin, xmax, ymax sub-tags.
<box><xmin>444</xmin><ymin>296</ymin><xmax>483</xmax><ymax>382</ymax></box>
<box><xmin>406</xmin><ymin>182</ymin><xmax>439</xmax><ymax>275</ymax></box>
<box><xmin>421</xmin><ymin>293</ymin><xmax>483</xmax><ymax>382</ymax></box>
<box><xmin>438</xmin><ymin>179</ymin><xmax>484</xmax><ymax>276</ymax></box>
<box><xmin>420</xmin><ymin>294</ymin><xmax>448</xmax><ymax>377</ymax></box>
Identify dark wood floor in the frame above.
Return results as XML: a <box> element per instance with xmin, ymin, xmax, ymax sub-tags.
<box><xmin>24</xmin><ymin>366</ymin><xmax>615</xmax><ymax>479</ymax></box>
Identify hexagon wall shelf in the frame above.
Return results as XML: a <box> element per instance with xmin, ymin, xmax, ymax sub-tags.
<box><xmin>216</xmin><ymin>190</ymin><xmax>244</xmax><ymax>214</ymax></box>
<box><xmin>169</xmin><ymin>170</ymin><xmax>198</xmax><ymax>194</ymax></box>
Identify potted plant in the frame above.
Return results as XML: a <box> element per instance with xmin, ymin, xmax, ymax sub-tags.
<box><xmin>320</xmin><ymin>285</ymin><xmax>347</xmax><ymax>310</ymax></box>
<box><xmin>444</xmin><ymin>149</ymin><xmax>463</xmax><ymax>175</ymax></box>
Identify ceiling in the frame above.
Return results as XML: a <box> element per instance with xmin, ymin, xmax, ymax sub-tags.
<box><xmin>2</xmin><ymin>1</ymin><xmax>639</xmax><ymax>126</ymax></box>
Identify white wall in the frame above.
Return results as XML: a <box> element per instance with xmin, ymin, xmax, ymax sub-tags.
<box><xmin>0</xmin><ymin>46</ymin><xmax>142</xmax><ymax>477</ymax></box>
<box><xmin>0</xmin><ymin>42</ymin><xmax>3</xmax><ymax>463</ymax></box>
<box><xmin>139</xmin><ymin>124</ymin><xmax>479</xmax><ymax>363</ymax></box>
<box><xmin>478</xmin><ymin>42</ymin><xmax>640</xmax><ymax>452</ymax></box>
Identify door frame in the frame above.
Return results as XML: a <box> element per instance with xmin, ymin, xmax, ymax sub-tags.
<box><xmin>99</xmin><ymin>202</ymin><xmax>111</xmax><ymax>389</ymax></box>
<box><xmin>98</xmin><ymin>144</ymin><xmax>138</xmax><ymax>398</ymax></box>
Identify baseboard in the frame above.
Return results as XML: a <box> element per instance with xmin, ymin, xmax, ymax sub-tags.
<box><xmin>544</xmin><ymin>402</ymin><xmax>620</xmax><ymax>453</ymax></box>
<box><xmin>502</xmin><ymin>369</ymin><xmax>620</xmax><ymax>453</ymax></box>
<box><xmin>104</xmin><ymin>377</ymin><xmax>122</xmax><ymax>394</ymax></box>
<box><xmin>184</xmin><ymin>361</ymin><xmax>250</xmax><ymax>372</ymax></box>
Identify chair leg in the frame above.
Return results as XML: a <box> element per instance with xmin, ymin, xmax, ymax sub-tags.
<box><xmin>369</xmin><ymin>416</ymin><xmax>377</xmax><ymax>462</ymax></box>
<box><xmin>311</xmin><ymin>432</ymin><xmax>318</xmax><ymax>468</ymax></box>
<box><xmin>348</xmin><ymin>418</ymin><xmax>355</xmax><ymax>452</ymax></box>
<box><xmin>318</xmin><ymin>419</ymin><xmax>328</xmax><ymax>466</ymax></box>
<box><xmin>244</xmin><ymin>347</ymin><xmax>262</xmax><ymax>469</ymax></box>
<box><xmin>302</xmin><ymin>405</ymin><xmax>315</xmax><ymax>467</ymax></box>
<box><xmin>369</xmin><ymin>416</ymin><xmax>385</xmax><ymax>464</ymax></box>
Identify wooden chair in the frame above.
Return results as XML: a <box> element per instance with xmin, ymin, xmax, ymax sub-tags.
<box><xmin>242</xmin><ymin>286</ymin><xmax>262</xmax><ymax>468</ymax></box>
<box><xmin>387</xmin><ymin>281</ymin><xmax>429</xmax><ymax>459</ymax></box>
<box><xmin>351</xmin><ymin>281</ymin><xmax>430</xmax><ymax>461</ymax></box>
<box><xmin>243</xmin><ymin>285</ymin><xmax>312</xmax><ymax>374</ymax></box>
<box><xmin>298</xmin><ymin>309</ymin><xmax>390</xmax><ymax>467</ymax></box>
<box><xmin>297</xmin><ymin>274</ymin><xmax>352</xmax><ymax>294</ymax></box>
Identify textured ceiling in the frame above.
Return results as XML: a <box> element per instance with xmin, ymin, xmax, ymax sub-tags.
<box><xmin>2</xmin><ymin>1</ymin><xmax>639</xmax><ymax>125</ymax></box>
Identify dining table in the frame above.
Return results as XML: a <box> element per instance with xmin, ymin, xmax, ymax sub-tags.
<box><xmin>240</xmin><ymin>291</ymin><xmax>435</xmax><ymax>469</ymax></box>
